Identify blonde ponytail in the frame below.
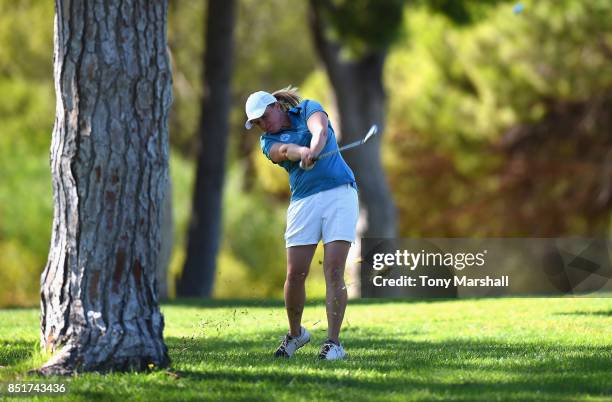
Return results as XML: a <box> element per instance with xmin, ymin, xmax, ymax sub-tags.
<box><xmin>272</xmin><ymin>86</ymin><xmax>301</xmax><ymax>112</ymax></box>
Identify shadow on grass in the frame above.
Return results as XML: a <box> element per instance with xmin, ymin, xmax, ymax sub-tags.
<box><xmin>162</xmin><ymin>330</ymin><xmax>612</xmax><ymax>401</ymax></box>
<box><xmin>163</xmin><ymin>297</ymin><xmax>460</xmax><ymax>309</ymax></box>
<box><xmin>163</xmin><ymin>298</ymin><xmax>286</xmax><ymax>309</ymax></box>
<box><xmin>555</xmin><ymin>310</ymin><xmax>612</xmax><ymax>317</ymax></box>
<box><xmin>2</xmin><ymin>331</ymin><xmax>610</xmax><ymax>401</ymax></box>
<box><xmin>0</xmin><ymin>305</ymin><xmax>38</xmax><ymax>311</ymax></box>
<box><xmin>0</xmin><ymin>339</ymin><xmax>37</xmax><ymax>366</ymax></box>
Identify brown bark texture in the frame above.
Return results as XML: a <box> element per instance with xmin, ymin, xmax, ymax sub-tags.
<box><xmin>40</xmin><ymin>0</ymin><xmax>172</xmax><ymax>375</ymax></box>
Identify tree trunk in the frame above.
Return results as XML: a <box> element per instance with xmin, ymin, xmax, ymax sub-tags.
<box><xmin>177</xmin><ymin>0</ymin><xmax>236</xmax><ymax>297</ymax></box>
<box><xmin>309</xmin><ymin>3</ymin><xmax>398</xmax><ymax>297</ymax></box>
<box><xmin>40</xmin><ymin>0</ymin><xmax>172</xmax><ymax>375</ymax></box>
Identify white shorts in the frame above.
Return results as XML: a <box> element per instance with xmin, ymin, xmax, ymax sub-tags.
<box><xmin>285</xmin><ymin>184</ymin><xmax>359</xmax><ymax>248</ymax></box>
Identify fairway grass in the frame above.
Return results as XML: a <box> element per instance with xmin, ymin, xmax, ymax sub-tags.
<box><xmin>1</xmin><ymin>297</ymin><xmax>611</xmax><ymax>401</ymax></box>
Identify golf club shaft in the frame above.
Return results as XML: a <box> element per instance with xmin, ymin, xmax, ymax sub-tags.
<box><xmin>314</xmin><ymin>139</ymin><xmax>366</xmax><ymax>161</ymax></box>
<box><xmin>300</xmin><ymin>124</ymin><xmax>378</xmax><ymax>170</ymax></box>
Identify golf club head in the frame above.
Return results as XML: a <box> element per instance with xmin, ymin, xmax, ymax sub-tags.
<box><xmin>363</xmin><ymin>125</ymin><xmax>378</xmax><ymax>143</ymax></box>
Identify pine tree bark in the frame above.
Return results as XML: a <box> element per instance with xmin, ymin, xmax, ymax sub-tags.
<box><xmin>40</xmin><ymin>0</ymin><xmax>172</xmax><ymax>375</ymax></box>
<box><xmin>177</xmin><ymin>0</ymin><xmax>236</xmax><ymax>297</ymax></box>
<box><xmin>310</xmin><ymin>2</ymin><xmax>398</xmax><ymax>297</ymax></box>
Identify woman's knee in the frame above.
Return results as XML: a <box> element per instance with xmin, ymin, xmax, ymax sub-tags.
<box><xmin>286</xmin><ymin>266</ymin><xmax>309</xmax><ymax>284</ymax></box>
<box><xmin>324</xmin><ymin>263</ymin><xmax>345</xmax><ymax>284</ymax></box>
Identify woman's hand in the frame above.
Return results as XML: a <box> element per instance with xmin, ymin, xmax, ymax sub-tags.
<box><xmin>270</xmin><ymin>144</ymin><xmax>316</xmax><ymax>169</ymax></box>
<box><xmin>299</xmin><ymin>147</ymin><xmax>316</xmax><ymax>170</ymax></box>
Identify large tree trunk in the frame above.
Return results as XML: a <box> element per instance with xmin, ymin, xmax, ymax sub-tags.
<box><xmin>310</xmin><ymin>3</ymin><xmax>398</xmax><ymax>297</ymax></box>
<box><xmin>40</xmin><ymin>0</ymin><xmax>172</xmax><ymax>375</ymax></box>
<box><xmin>177</xmin><ymin>0</ymin><xmax>236</xmax><ymax>297</ymax></box>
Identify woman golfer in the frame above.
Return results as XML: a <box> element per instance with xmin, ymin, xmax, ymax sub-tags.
<box><xmin>244</xmin><ymin>87</ymin><xmax>358</xmax><ymax>360</ymax></box>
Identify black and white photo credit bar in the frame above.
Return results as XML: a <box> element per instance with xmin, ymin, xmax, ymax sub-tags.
<box><xmin>359</xmin><ymin>238</ymin><xmax>612</xmax><ymax>298</ymax></box>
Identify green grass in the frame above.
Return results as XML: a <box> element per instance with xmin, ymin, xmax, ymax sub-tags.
<box><xmin>1</xmin><ymin>298</ymin><xmax>611</xmax><ymax>401</ymax></box>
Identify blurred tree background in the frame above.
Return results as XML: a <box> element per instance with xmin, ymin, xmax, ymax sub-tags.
<box><xmin>0</xmin><ymin>0</ymin><xmax>610</xmax><ymax>307</ymax></box>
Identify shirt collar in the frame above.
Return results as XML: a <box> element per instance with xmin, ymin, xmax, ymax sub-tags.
<box><xmin>288</xmin><ymin>104</ymin><xmax>302</xmax><ymax>115</ymax></box>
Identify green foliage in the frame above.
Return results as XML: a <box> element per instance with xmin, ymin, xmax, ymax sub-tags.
<box><xmin>233</xmin><ymin>0</ymin><xmax>316</xmax><ymax>94</ymax></box>
<box><xmin>0</xmin><ymin>241</ymin><xmax>41</xmax><ymax>307</ymax></box>
<box><xmin>168</xmin><ymin>0</ymin><xmax>317</xmax><ymax>156</ymax></box>
<box><xmin>167</xmin><ymin>1</ymin><xmax>205</xmax><ymax>155</ymax></box>
<box><xmin>0</xmin><ymin>1</ymin><xmax>53</xmax><ymax>79</ymax></box>
<box><xmin>0</xmin><ymin>78</ymin><xmax>54</xmax><ymax>307</ymax></box>
<box><xmin>0</xmin><ymin>78</ymin><xmax>54</xmax><ymax>153</ymax></box>
<box><xmin>2</xmin><ymin>0</ymin><xmax>611</xmax><ymax>306</ymax></box>
<box><xmin>166</xmin><ymin>151</ymin><xmax>196</xmax><ymax>298</ymax></box>
<box><xmin>2</xmin><ymin>298</ymin><xmax>612</xmax><ymax>400</ymax></box>
<box><xmin>0</xmin><ymin>3</ymin><xmax>55</xmax><ymax>307</ymax></box>
<box><xmin>0</xmin><ymin>0</ymin><xmax>319</xmax><ymax>305</ymax></box>
<box><xmin>221</xmin><ymin>165</ymin><xmax>287</xmax><ymax>297</ymax></box>
<box><xmin>230</xmin><ymin>0</ymin><xmax>318</xmax><ymax>172</ymax></box>
<box><xmin>314</xmin><ymin>0</ymin><xmax>404</xmax><ymax>57</ymax></box>
<box><xmin>384</xmin><ymin>0</ymin><xmax>612</xmax><ymax>236</ymax></box>
<box><xmin>300</xmin><ymin>69</ymin><xmax>334</xmax><ymax>107</ymax></box>
<box><xmin>417</xmin><ymin>0</ymin><xmax>507</xmax><ymax>26</ymax></box>
<box><xmin>391</xmin><ymin>0</ymin><xmax>612</xmax><ymax>147</ymax></box>
<box><xmin>251</xmin><ymin>145</ymin><xmax>290</xmax><ymax>197</ymax></box>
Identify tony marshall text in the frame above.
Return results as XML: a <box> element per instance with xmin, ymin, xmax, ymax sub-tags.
<box><xmin>373</xmin><ymin>275</ymin><xmax>509</xmax><ymax>288</ymax></box>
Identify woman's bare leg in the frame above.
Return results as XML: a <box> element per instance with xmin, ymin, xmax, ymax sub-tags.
<box><xmin>285</xmin><ymin>244</ymin><xmax>317</xmax><ymax>336</ymax></box>
<box><xmin>323</xmin><ymin>240</ymin><xmax>351</xmax><ymax>343</ymax></box>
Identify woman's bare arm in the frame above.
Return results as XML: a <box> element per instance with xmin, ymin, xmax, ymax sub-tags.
<box><xmin>269</xmin><ymin>143</ymin><xmax>309</xmax><ymax>163</ymax></box>
<box><xmin>306</xmin><ymin>111</ymin><xmax>328</xmax><ymax>158</ymax></box>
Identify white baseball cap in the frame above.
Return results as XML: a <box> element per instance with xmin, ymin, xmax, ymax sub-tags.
<box><xmin>244</xmin><ymin>91</ymin><xmax>277</xmax><ymax>129</ymax></box>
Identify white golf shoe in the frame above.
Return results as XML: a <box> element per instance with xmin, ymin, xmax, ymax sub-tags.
<box><xmin>274</xmin><ymin>327</ymin><xmax>310</xmax><ymax>358</ymax></box>
<box><xmin>318</xmin><ymin>339</ymin><xmax>346</xmax><ymax>360</ymax></box>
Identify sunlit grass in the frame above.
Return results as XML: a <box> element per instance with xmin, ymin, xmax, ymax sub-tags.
<box><xmin>1</xmin><ymin>297</ymin><xmax>611</xmax><ymax>401</ymax></box>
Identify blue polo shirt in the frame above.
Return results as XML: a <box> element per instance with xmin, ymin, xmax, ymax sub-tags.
<box><xmin>260</xmin><ymin>100</ymin><xmax>356</xmax><ymax>201</ymax></box>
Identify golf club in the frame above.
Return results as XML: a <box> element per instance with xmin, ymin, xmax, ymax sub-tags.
<box><xmin>300</xmin><ymin>124</ymin><xmax>379</xmax><ymax>170</ymax></box>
